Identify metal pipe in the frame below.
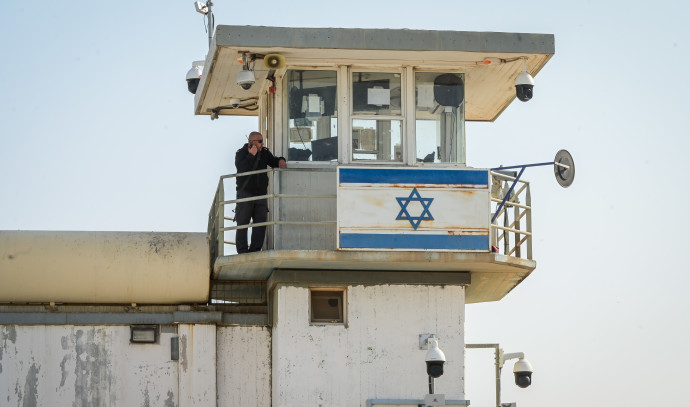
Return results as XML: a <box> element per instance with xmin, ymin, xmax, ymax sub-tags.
<box><xmin>465</xmin><ymin>343</ymin><xmax>502</xmax><ymax>407</ymax></box>
<box><xmin>489</xmin><ymin>199</ymin><xmax>530</xmax><ymax>210</ymax></box>
<box><xmin>492</xmin><ymin>167</ymin><xmax>525</xmax><ymax>223</ymax></box>
<box><xmin>491</xmin><ymin>161</ymin><xmax>555</xmax><ymax>171</ymax></box>
<box><xmin>206</xmin><ymin>2</ymin><xmax>214</xmax><ymax>48</ymax></box>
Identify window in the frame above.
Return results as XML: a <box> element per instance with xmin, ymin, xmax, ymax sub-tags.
<box><xmin>351</xmin><ymin>71</ymin><xmax>403</xmax><ymax>162</ymax></box>
<box><xmin>310</xmin><ymin>288</ymin><xmax>346</xmax><ymax>324</ymax></box>
<box><xmin>415</xmin><ymin>72</ymin><xmax>465</xmax><ymax>164</ymax></box>
<box><xmin>286</xmin><ymin>70</ymin><xmax>338</xmax><ymax>162</ymax></box>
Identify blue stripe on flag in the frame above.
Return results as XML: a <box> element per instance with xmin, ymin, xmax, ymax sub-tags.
<box><xmin>340</xmin><ymin>233</ymin><xmax>489</xmax><ymax>250</ymax></box>
<box><xmin>339</xmin><ymin>168</ymin><xmax>488</xmax><ymax>185</ymax></box>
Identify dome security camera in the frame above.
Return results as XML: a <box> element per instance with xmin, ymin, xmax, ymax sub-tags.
<box><xmin>237</xmin><ymin>69</ymin><xmax>255</xmax><ymax>90</ymax></box>
<box><xmin>515</xmin><ymin>70</ymin><xmax>534</xmax><ymax>102</ymax></box>
<box><xmin>186</xmin><ymin>63</ymin><xmax>203</xmax><ymax>94</ymax></box>
<box><xmin>512</xmin><ymin>357</ymin><xmax>533</xmax><ymax>388</ymax></box>
<box><xmin>425</xmin><ymin>337</ymin><xmax>446</xmax><ymax>378</ymax></box>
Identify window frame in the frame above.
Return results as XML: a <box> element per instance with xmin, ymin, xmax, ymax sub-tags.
<box><xmin>412</xmin><ymin>68</ymin><xmax>467</xmax><ymax>166</ymax></box>
<box><xmin>282</xmin><ymin>68</ymin><xmax>340</xmax><ymax>165</ymax></box>
<box><xmin>348</xmin><ymin>68</ymin><xmax>406</xmax><ymax>164</ymax></box>
<box><xmin>309</xmin><ymin>287</ymin><xmax>347</xmax><ymax>325</ymax></box>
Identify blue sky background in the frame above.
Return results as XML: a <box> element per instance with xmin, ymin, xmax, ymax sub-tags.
<box><xmin>1</xmin><ymin>1</ymin><xmax>689</xmax><ymax>406</ymax></box>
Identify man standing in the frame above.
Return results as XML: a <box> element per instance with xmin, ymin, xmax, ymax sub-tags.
<box><xmin>235</xmin><ymin>131</ymin><xmax>287</xmax><ymax>253</ymax></box>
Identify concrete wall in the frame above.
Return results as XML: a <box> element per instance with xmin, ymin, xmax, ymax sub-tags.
<box><xmin>0</xmin><ymin>324</ymin><xmax>273</xmax><ymax>407</ymax></box>
<box><xmin>0</xmin><ymin>325</ymin><xmax>178</xmax><ymax>406</ymax></box>
<box><xmin>217</xmin><ymin>326</ymin><xmax>271</xmax><ymax>407</ymax></box>
<box><xmin>272</xmin><ymin>284</ymin><xmax>466</xmax><ymax>406</ymax></box>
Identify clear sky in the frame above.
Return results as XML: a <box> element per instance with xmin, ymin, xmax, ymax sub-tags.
<box><xmin>1</xmin><ymin>1</ymin><xmax>689</xmax><ymax>406</ymax></box>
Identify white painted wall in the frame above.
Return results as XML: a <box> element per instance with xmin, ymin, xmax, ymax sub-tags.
<box><xmin>217</xmin><ymin>326</ymin><xmax>271</xmax><ymax>407</ymax></box>
<box><xmin>272</xmin><ymin>284</ymin><xmax>466</xmax><ymax>407</ymax></box>
<box><xmin>0</xmin><ymin>325</ymin><xmax>177</xmax><ymax>406</ymax></box>
<box><xmin>178</xmin><ymin>324</ymin><xmax>216</xmax><ymax>407</ymax></box>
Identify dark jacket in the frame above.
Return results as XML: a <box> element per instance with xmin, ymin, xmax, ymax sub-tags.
<box><xmin>235</xmin><ymin>143</ymin><xmax>285</xmax><ymax>195</ymax></box>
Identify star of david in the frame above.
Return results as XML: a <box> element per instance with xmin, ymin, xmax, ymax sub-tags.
<box><xmin>395</xmin><ymin>187</ymin><xmax>434</xmax><ymax>230</ymax></box>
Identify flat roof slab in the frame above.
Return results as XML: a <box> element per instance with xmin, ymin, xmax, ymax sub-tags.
<box><xmin>194</xmin><ymin>25</ymin><xmax>554</xmax><ymax>121</ymax></box>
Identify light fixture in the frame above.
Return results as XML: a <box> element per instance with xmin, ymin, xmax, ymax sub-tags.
<box><xmin>130</xmin><ymin>326</ymin><xmax>158</xmax><ymax>343</ymax></box>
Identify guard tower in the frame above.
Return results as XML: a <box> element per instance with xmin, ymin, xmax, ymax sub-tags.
<box><xmin>0</xmin><ymin>25</ymin><xmax>558</xmax><ymax>407</ymax></box>
<box><xmin>195</xmin><ymin>25</ymin><xmax>555</xmax><ymax>406</ymax></box>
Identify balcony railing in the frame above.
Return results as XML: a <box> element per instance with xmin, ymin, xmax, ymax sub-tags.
<box><xmin>490</xmin><ymin>169</ymin><xmax>532</xmax><ymax>259</ymax></box>
<box><xmin>208</xmin><ymin>167</ymin><xmax>337</xmax><ymax>259</ymax></box>
<box><xmin>208</xmin><ymin>167</ymin><xmax>532</xmax><ymax>262</ymax></box>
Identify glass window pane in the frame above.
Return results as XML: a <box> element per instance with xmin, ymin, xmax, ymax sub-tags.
<box><xmin>415</xmin><ymin>72</ymin><xmax>465</xmax><ymax>164</ymax></box>
<box><xmin>286</xmin><ymin>70</ymin><xmax>338</xmax><ymax>162</ymax></box>
<box><xmin>351</xmin><ymin>72</ymin><xmax>402</xmax><ymax>116</ymax></box>
<box><xmin>352</xmin><ymin>119</ymin><xmax>402</xmax><ymax>161</ymax></box>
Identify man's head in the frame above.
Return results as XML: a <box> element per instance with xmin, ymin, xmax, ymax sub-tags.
<box><xmin>248</xmin><ymin>131</ymin><xmax>264</xmax><ymax>148</ymax></box>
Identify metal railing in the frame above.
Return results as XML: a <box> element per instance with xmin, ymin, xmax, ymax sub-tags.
<box><xmin>490</xmin><ymin>170</ymin><xmax>532</xmax><ymax>260</ymax></box>
<box><xmin>208</xmin><ymin>168</ymin><xmax>533</xmax><ymax>261</ymax></box>
<box><xmin>208</xmin><ymin>167</ymin><xmax>337</xmax><ymax>258</ymax></box>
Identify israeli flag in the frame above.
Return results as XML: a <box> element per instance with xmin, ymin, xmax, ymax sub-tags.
<box><xmin>337</xmin><ymin>167</ymin><xmax>490</xmax><ymax>251</ymax></box>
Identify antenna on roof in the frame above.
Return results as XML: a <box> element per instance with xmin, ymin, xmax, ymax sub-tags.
<box><xmin>194</xmin><ymin>1</ymin><xmax>214</xmax><ymax>48</ymax></box>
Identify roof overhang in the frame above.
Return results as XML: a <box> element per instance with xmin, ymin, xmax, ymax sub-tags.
<box><xmin>193</xmin><ymin>25</ymin><xmax>554</xmax><ymax>121</ymax></box>
<box><xmin>213</xmin><ymin>250</ymin><xmax>536</xmax><ymax>304</ymax></box>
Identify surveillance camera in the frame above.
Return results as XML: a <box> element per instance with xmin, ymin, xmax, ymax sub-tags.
<box><xmin>186</xmin><ymin>62</ymin><xmax>203</xmax><ymax>94</ymax></box>
<box><xmin>229</xmin><ymin>98</ymin><xmax>241</xmax><ymax>109</ymax></box>
<box><xmin>512</xmin><ymin>357</ymin><xmax>533</xmax><ymax>388</ymax></box>
<box><xmin>237</xmin><ymin>69</ymin><xmax>255</xmax><ymax>90</ymax></box>
<box><xmin>515</xmin><ymin>70</ymin><xmax>534</xmax><ymax>102</ymax></box>
<box><xmin>425</xmin><ymin>337</ymin><xmax>446</xmax><ymax>378</ymax></box>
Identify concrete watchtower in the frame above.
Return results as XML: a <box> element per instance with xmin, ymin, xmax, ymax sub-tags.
<box><xmin>194</xmin><ymin>25</ymin><xmax>555</xmax><ymax>406</ymax></box>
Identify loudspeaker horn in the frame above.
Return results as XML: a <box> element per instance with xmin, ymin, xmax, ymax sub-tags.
<box><xmin>263</xmin><ymin>54</ymin><xmax>286</xmax><ymax>70</ymax></box>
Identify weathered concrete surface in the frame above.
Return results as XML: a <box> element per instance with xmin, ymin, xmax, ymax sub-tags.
<box><xmin>272</xmin><ymin>284</ymin><xmax>466</xmax><ymax>406</ymax></box>
<box><xmin>0</xmin><ymin>231</ymin><xmax>209</xmax><ymax>304</ymax></box>
<box><xmin>178</xmin><ymin>324</ymin><xmax>216</xmax><ymax>407</ymax></box>
<box><xmin>217</xmin><ymin>326</ymin><xmax>271</xmax><ymax>407</ymax></box>
<box><xmin>0</xmin><ymin>325</ymin><xmax>177</xmax><ymax>406</ymax></box>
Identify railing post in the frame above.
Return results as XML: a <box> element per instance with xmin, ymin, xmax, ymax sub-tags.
<box><xmin>503</xmin><ymin>181</ymin><xmax>510</xmax><ymax>255</ymax></box>
<box><xmin>216</xmin><ymin>180</ymin><xmax>225</xmax><ymax>258</ymax></box>
<box><xmin>514</xmin><ymin>203</ymin><xmax>521</xmax><ymax>258</ymax></box>
<box><xmin>526</xmin><ymin>185</ymin><xmax>532</xmax><ymax>260</ymax></box>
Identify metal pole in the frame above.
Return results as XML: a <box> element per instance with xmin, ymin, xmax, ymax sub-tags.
<box><xmin>493</xmin><ymin>346</ymin><xmax>501</xmax><ymax>407</ymax></box>
<box><xmin>466</xmin><ymin>343</ymin><xmax>501</xmax><ymax>407</ymax></box>
<box><xmin>428</xmin><ymin>375</ymin><xmax>434</xmax><ymax>394</ymax></box>
<box><xmin>206</xmin><ymin>2</ymin><xmax>214</xmax><ymax>48</ymax></box>
<box><xmin>491</xmin><ymin>167</ymin><xmax>525</xmax><ymax>223</ymax></box>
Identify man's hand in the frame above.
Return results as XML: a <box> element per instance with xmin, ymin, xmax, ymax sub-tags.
<box><xmin>248</xmin><ymin>143</ymin><xmax>258</xmax><ymax>156</ymax></box>
<box><xmin>278</xmin><ymin>159</ymin><xmax>287</xmax><ymax>168</ymax></box>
